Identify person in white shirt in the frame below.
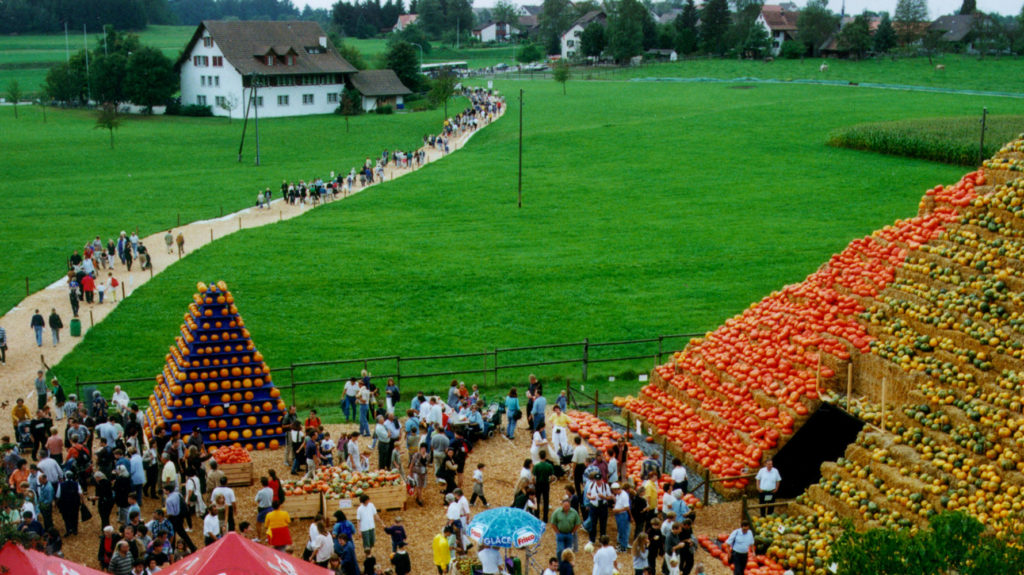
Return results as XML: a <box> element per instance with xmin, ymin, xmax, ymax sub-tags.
<box><xmin>429</xmin><ymin>398</ymin><xmax>444</xmax><ymax>427</ymax></box>
<box><xmin>202</xmin><ymin>506</ymin><xmax>221</xmax><ymax>545</ymax></box>
<box><xmin>312</xmin><ymin>520</ymin><xmax>334</xmax><ymax>567</ymax></box>
<box><xmin>755</xmin><ymin>460</ymin><xmax>782</xmax><ymax>516</ymax></box>
<box><xmin>670</xmin><ymin>457</ymin><xmax>688</xmax><ymax>493</ymax></box>
<box><xmin>455</xmin><ymin>488</ymin><xmax>472</xmax><ymax>547</ymax></box>
<box><xmin>254</xmin><ymin>477</ymin><xmax>274</xmax><ymax>539</ymax></box>
<box><xmin>541</xmin><ymin>556</ymin><xmax>559</xmax><ymax>575</ymax></box>
<box><xmin>356</xmin><ymin>494</ymin><xmax>378</xmax><ymax>553</ymax></box>
<box><xmin>592</xmin><ymin>536</ymin><xmax>618</xmax><ymax>575</ymax></box>
<box><xmin>478</xmin><ymin>544</ymin><xmax>502</xmax><ymax>575</ymax></box>
<box><xmin>725</xmin><ymin>520</ymin><xmax>755</xmax><ymax>575</ymax></box>
<box><xmin>210</xmin><ymin>476</ymin><xmax>237</xmax><ymax>531</ymax></box>
<box><xmin>320</xmin><ymin>434</ymin><xmax>335</xmax><ymax>467</ymax></box>
<box><xmin>343</xmin><ymin>379</ymin><xmax>360</xmax><ymax>423</ymax></box>
<box><xmin>610</xmin><ymin>483</ymin><xmax>631</xmax><ymax>552</ymax></box>
<box><xmin>111</xmin><ymin>386</ymin><xmax>130</xmax><ymax>413</ymax></box>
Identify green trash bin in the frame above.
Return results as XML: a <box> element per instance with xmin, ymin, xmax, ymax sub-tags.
<box><xmin>70</xmin><ymin>318</ymin><xmax>82</xmax><ymax>337</ymax></box>
<box><xmin>510</xmin><ymin>557</ymin><xmax>521</xmax><ymax>575</ymax></box>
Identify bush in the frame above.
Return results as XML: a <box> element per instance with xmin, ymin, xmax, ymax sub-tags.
<box><xmin>165</xmin><ymin>100</ymin><xmax>213</xmax><ymax>117</ymax></box>
<box><xmin>780</xmin><ymin>41</ymin><xmax>806</xmax><ymax>59</ymax></box>
<box><xmin>828</xmin><ymin>115</ymin><xmax>1024</xmax><ymax>165</ymax></box>
<box><xmin>375</xmin><ymin>105</ymin><xmax>394</xmax><ymax>115</ymax></box>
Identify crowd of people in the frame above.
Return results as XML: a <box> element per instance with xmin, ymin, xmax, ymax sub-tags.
<box><xmin>255</xmin><ymin>88</ymin><xmax>505</xmax><ymax>211</ymax></box>
<box><xmin>2</xmin><ymin>361</ymin><xmax>781</xmax><ymax>575</ymax></box>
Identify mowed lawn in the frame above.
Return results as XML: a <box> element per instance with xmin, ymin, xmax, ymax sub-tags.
<box><xmin>51</xmin><ymin>79</ymin><xmax>1012</xmax><ymax>402</ymax></box>
<box><xmin>0</xmin><ymin>104</ymin><xmax>459</xmax><ymax>315</ymax></box>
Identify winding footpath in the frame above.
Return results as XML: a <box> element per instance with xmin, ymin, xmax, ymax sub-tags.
<box><xmin>0</xmin><ymin>102</ymin><xmax>505</xmax><ymax>436</ymax></box>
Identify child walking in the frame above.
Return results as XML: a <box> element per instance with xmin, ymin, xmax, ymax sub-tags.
<box><xmin>470</xmin><ymin>463</ymin><xmax>488</xmax><ymax>507</ymax></box>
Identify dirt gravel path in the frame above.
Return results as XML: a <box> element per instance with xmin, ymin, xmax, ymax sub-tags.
<box><xmin>0</xmin><ymin>104</ymin><xmax>504</xmax><ymax>439</ymax></box>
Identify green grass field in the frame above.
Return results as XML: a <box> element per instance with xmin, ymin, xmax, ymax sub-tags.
<box><xmin>0</xmin><ymin>102</ymin><xmax>460</xmax><ymax>315</ymax></box>
<box><xmin>48</xmin><ymin>79</ymin><xmax>1013</xmax><ymax>411</ymax></box>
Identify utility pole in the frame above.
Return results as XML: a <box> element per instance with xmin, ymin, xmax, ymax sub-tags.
<box><xmin>64</xmin><ymin>22</ymin><xmax>70</xmax><ymax>63</ymax></box>
<box><xmin>254</xmin><ymin>76</ymin><xmax>261</xmax><ymax>166</ymax></box>
<box><xmin>83</xmin><ymin>25</ymin><xmax>91</xmax><ymax>104</ymax></box>
<box><xmin>518</xmin><ymin>88</ymin><xmax>523</xmax><ymax>208</ymax></box>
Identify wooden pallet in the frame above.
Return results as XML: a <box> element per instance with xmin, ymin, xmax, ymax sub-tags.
<box><xmin>281</xmin><ymin>492</ymin><xmax>326</xmax><ymax>519</ymax></box>
<box><xmin>366</xmin><ymin>484</ymin><xmax>407</xmax><ymax>511</ymax></box>
<box><xmin>220</xmin><ymin>461</ymin><xmax>254</xmax><ymax>487</ymax></box>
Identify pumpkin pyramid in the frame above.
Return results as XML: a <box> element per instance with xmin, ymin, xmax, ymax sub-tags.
<box><xmin>143</xmin><ymin>281</ymin><xmax>285</xmax><ymax>451</ymax></box>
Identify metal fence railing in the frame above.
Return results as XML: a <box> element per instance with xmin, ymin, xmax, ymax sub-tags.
<box><xmin>74</xmin><ymin>332</ymin><xmax>704</xmax><ymax>408</ymax></box>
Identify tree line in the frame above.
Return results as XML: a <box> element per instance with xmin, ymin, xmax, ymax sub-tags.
<box><xmin>0</xmin><ymin>0</ymin><xmax>330</xmax><ymax>34</ymax></box>
<box><xmin>44</xmin><ymin>26</ymin><xmax>177</xmax><ymax>110</ymax></box>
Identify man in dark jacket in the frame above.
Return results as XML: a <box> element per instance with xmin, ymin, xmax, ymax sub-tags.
<box><xmin>47</xmin><ymin>309</ymin><xmax>63</xmax><ymax>347</ymax></box>
<box><xmin>30</xmin><ymin>310</ymin><xmax>45</xmax><ymax>347</ymax></box>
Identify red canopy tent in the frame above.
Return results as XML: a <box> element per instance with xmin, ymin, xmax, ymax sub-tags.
<box><xmin>156</xmin><ymin>532</ymin><xmax>333</xmax><ymax>575</ymax></box>
<box><xmin>0</xmin><ymin>542</ymin><xmax>109</xmax><ymax>575</ymax></box>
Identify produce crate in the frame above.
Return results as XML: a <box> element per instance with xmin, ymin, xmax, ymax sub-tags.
<box><xmin>220</xmin><ymin>461</ymin><xmax>254</xmax><ymax>487</ymax></box>
<box><xmin>281</xmin><ymin>492</ymin><xmax>326</xmax><ymax>519</ymax></box>
<box><xmin>365</xmin><ymin>484</ymin><xmax>407</xmax><ymax>511</ymax></box>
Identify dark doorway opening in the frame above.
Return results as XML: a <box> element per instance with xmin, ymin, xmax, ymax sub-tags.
<box><xmin>770</xmin><ymin>402</ymin><xmax>865</xmax><ymax>499</ymax></box>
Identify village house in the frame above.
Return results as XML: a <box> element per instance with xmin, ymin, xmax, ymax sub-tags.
<box><xmin>756</xmin><ymin>4</ymin><xmax>800</xmax><ymax>56</ymax></box>
<box><xmin>472</xmin><ymin>21</ymin><xmax>519</xmax><ymax>43</ymax></box>
<box><xmin>349</xmin><ymin>69</ymin><xmax>412</xmax><ymax>112</ymax></box>
<box><xmin>177</xmin><ymin>20</ymin><xmax>357</xmax><ymax>118</ymax></box>
<box><xmin>561</xmin><ymin>10</ymin><xmax>607</xmax><ymax>60</ymax></box>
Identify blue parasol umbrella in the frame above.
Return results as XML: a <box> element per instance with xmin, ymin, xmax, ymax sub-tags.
<box><xmin>467</xmin><ymin>507</ymin><xmax>547</xmax><ymax>549</ymax></box>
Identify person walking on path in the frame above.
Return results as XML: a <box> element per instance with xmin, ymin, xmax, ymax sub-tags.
<box><xmin>67</xmin><ymin>276</ymin><xmax>80</xmax><ymax>318</ymax></box>
<box><xmin>30</xmin><ymin>310</ymin><xmax>45</xmax><ymax>347</ymax></box>
<box><xmin>48</xmin><ymin>309</ymin><xmax>63</xmax><ymax>346</ymax></box>
<box><xmin>0</xmin><ymin>325</ymin><xmax>7</xmax><ymax>364</ymax></box>
<box><xmin>34</xmin><ymin>370</ymin><xmax>48</xmax><ymax>411</ymax></box>
<box><xmin>725</xmin><ymin>520</ymin><xmax>755</xmax><ymax>575</ymax></box>
<box><xmin>176</xmin><ymin>232</ymin><xmax>185</xmax><ymax>257</ymax></box>
<box><xmin>164</xmin><ymin>231</ymin><xmax>174</xmax><ymax>254</ymax></box>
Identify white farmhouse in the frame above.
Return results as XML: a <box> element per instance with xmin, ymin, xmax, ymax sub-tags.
<box><xmin>560</xmin><ymin>11</ymin><xmax>606</xmax><ymax>60</ymax></box>
<box><xmin>756</xmin><ymin>5</ymin><xmax>800</xmax><ymax>56</ymax></box>
<box><xmin>177</xmin><ymin>20</ymin><xmax>357</xmax><ymax>119</ymax></box>
<box><xmin>349</xmin><ymin>70</ymin><xmax>412</xmax><ymax>112</ymax></box>
<box><xmin>472</xmin><ymin>21</ymin><xmax>518</xmax><ymax>43</ymax></box>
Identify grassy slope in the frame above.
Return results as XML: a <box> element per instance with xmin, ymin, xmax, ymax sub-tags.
<box><xmin>0</xmin><ymin>103</ymin><xmax>461</xmax><ymax>315</ymax></box>
<box><xmin>52</xmin><ymin>80</ymin><xmax>1005</xmax><ymax>403</ymax></box>
<box><xmin>0</xmin><ymin>25</ymin><xmax>195</xmax><ymax>95</ymax></box>
<box><xmin>570</xmin><ymin>55</ymin><xmax>1024</xmax><ymax>94</ymax></box>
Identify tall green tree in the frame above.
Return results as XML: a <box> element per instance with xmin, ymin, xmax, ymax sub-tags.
<box><xmin>742</xmin><ymin>21</ymin><xmax>771</xmax><ymax>57</ymax></box>
<box><xmin>91</xmin><ymin>53</ymin><xmax>129</xmax><ymax>104</ymax></box>
<box><xmin>44</xmin><ymin>54</ymin><xmax>88</xmax><ymax>105</ymax></box>
<box><xmin>124</xmin><ymin>46</ymin><xmax>177</xmax><ymax>112</ymax></box>
<box><xmin>385</xmin><ymin>40</ymin><xmax>423</xmax><ymax>92</ymax></box>
<box><xmin>699</xmin><ymin>0</ymin><xmax>731</xmax><ymax>55</ymax></box>
<box><xmin>873</xmin><ymin>11</ymin><xmax>897</xmax><ymax>53</ymax></box>
<box><xmin>838</xmin><ymin>12</ymin><xmax>873</xmax><ymax>58</ymax></box>
<box><xmin>539</xmin><ymin>0</ymin><xmax>576</xmax><ymax>55</ymax></box>
<box><xmin>971</xmin><ymin>12</ymin><xmax>1008</xmax><ymax>58</ymax></box>
<box><xmin>607</xmin><ymin>0</ymin><xmax>651</xmax><ymax>60</ymax></box>
<box><xmin>6</xmin><ymin>80</ymin><xmax>22</xmax><ymax>119</ymax></box>
<box><xmin>797</xmin><ymin>0</ymin><xmax>839</xmax><ymax>56</ymax></box>
<box><xmin>674</xmin><ymin>0</ymin><xmax>699</xmax><ymax>54</ymax></box>
<box><xmin>894</xmin><ymin>0</ymin><xmax>929</xmax><ymax>46</ymax></box>
<box><xmin>958</xmin><ymin>0</ymin><xmax>976</xmax><ymax>15</ymax></box>
<box><xmin>729</xmin><ymin>0</ymin><xmax>765</xmax><ymax>55</ymax></box>
<box><xmin>428</xmin><ymin>69</ymin><xmax>457</xmax><ymax>117</ymax></box>
<box><xmin>492</xmin><ymin>0</ymin><xmax>519</xmax><ymax>24</ymax></box>
<box><xmin>580</xmin><ymin>22</ymin><xmax>607</xmax><ymax>57</ymax></box>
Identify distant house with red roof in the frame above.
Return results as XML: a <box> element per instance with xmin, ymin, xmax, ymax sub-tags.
<box><xmin>756</xmin><ymin>4</ymin><xmax>800</xmax><ymax>56</ymax></box>
<box><xmin>394</xmin><ymin>14</ymin><xmax>419</xmax><ymax>31</ymax></box>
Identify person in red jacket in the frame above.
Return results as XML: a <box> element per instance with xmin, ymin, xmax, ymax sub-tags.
<box><xmin>81</xmin><ymin>274</ymin><xmax>95</xmax><ymax>304</ymax></box>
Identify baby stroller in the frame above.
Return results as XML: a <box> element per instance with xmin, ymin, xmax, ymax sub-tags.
<box><xmin>15</xmin><ymin>421</ymin><xmax>33</xmax><ymax>452</ymax></box>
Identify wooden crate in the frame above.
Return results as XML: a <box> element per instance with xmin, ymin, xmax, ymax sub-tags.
<box><xmin>220</xmin><ymin>461</ymin><xmax>254</xmax><ymax>487</ymax></box>
<box><xmin>281</xmin><ymin>492</ymin><xmax>326</xmax><ymax>519</ymax></box>
<box><xmin>365</xmin><ymin>484</ymin><xmax>407</xmax><ymax>511</ymax></box>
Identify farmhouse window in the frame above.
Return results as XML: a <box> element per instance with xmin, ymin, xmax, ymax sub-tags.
<box><xmin>302</xmin><ymin>94</ymin><xmax>314</xmax><ymax>105</ymax></box>
<box><xmin>327</xmin><ymin>93</ymin><xmax>339</xmax><ymax>103</ymax></box>
<box><xmin>567</xmin><ymin>40</ymin><xmax>574</xmax><ymax>47</ymax></box>
<box><xmin>278</xmin><ymin>95</ymin><xmax>289</xmax><ymax>106</ymax></box>
<box><xmin>201</xmin><ymin>77</ymin><xmax>205</xmax><ymax>86</ymax></box>
<box><xmin>287</xmin><ymin>55</ymin><xmax>295</xmax><ymax>65</ymax></box>
<box><xmin>214</xmin><ymin>76</ymin><xmax>220</xmax><ymax>87</ymax></box>
<box><xmin>203</xmin><ymin>37</ymin><xmax>213</xmax><ymax>47</ymax></box>
<box><xmin>215</xmin><ymin>96</ymin><xmax>226</xmax><ymax>107</ymax></box>
<box><xmin>255</xmin><ymin>96</ymin><xmax>264</xmax><ymax>107</ymax></box>
<box><xmin>197</xmin><ymin>95</ymin><xmax>207</xmax><ymax>105</ymax></box>
<box><xmin>213</xmin><ymin>56</ymin><xmax>223</xmax><ymax>67</ymax></box>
